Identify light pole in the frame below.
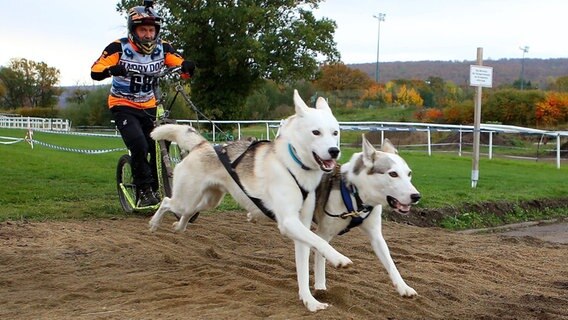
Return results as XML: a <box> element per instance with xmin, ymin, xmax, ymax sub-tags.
<box><xmin>519</xmin><ymin>45</ymin><xmax>529</xmax><ymax>90</ymax></box>
<box><xmin>373</xmin><ymin>13</ymin><xmax>386</xmax><ymax>83</ymax></box>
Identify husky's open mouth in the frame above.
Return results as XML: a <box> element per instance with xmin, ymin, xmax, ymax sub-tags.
<box><xmin>313</xmin><ymin>152</ymin><xmax>336</xmax><ymax>172</ymax></box>
<box><xmin>387</xmin><ymin>196</ymin><xmax>412</xmax><ymax>215</ymax></box>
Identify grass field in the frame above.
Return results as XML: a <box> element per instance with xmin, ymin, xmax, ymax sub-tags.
<box><xmin>1</xmin><ymin>128</ymin><xmax>567</xmax><ymax>229</ymax></box>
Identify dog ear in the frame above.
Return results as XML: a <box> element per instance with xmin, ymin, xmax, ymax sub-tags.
<box><xmin>361</xmin><ymin>134</ymin><xmax>376</xmax><ymax>165</ymax></box>
<box><xmin>315</xmin><ymin>97</ymin><xmax>331</xmax><ymax>113</ymax></box>
<box><xmin>275</xmin><ymin>119</ymin><xmax>288</xmax><ymax>137</ymax></box>
<box><xmin>293</xmin><ymin>89</ymin><xmax>309</xmax><ymax>116</ymax></box>
<box><xmin>381</xmin><ymin>138</ymin><xmax>398</xmax><ymax>154</ymax></box>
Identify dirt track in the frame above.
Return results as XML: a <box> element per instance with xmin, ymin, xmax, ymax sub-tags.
<box><xmin>1</xmin><ymin>212</ymin><xmax>567</xmax><ymax>320</ymax></box>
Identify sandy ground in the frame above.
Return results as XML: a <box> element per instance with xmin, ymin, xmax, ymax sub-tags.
<box><xmin>1</xmin><ymin>212</ymin><xmax>567</xmax><ymax>320</ymax></box>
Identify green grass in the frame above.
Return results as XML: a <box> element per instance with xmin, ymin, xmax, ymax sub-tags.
<box><xmin>334</xmin><ymin>105</ymin><xmax>418</xmax><ymax>122</ymax></box>
<box><xmin>1</xmin><ymin>129</ymin><xmax>124</xmax><ymax>220</ymax></box>
<box><xmin>439</xmin><ymin>207</ymin><xmax>568</xmax><ymax>230</ymax></box>
<box><xmin>0</xmin><ymin>128</ymin><xmax>246</xmax><ymax>221</ymax></box>
<box><xmin>1</xmin><ymin>128</ymin><xmax>567</xmax><ymax>229</ymax></box>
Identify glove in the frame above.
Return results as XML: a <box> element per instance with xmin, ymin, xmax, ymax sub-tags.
<box><xmin>107</xmin><ymin>65</ymin><xmax>127</xmax><ymax>77</ymax></box>
<box><xmin>181</xmin><ymin>60</ymin><xmax>196</xmax><ymax>77</ymax></box>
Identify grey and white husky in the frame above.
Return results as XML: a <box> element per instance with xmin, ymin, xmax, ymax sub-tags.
<box><xmin>313</xmin><ymin>135</ymin><xmax>421</xmax><ymax>297</ymax></box>
<box><xmin>148</xmin><ymin>90</ymin><xmax>351</xmax><ymax>312</ymax></box>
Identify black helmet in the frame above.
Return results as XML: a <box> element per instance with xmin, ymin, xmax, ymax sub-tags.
<box><xmin>127</xmin><ymin>5</ymin><xmax>162</xmax><ymax>55</ymax></box>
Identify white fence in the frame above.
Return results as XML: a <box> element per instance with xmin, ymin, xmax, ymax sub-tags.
<box><xmin>177</xmin><ymin>120</ymin><xmax>567</xmax><ymax>168</ymax></box>
<box><xmin>340</xmin><ymin>121</ymin><xmax>568</xmax><ymax>169</ymax></box>
<box><xmin>2</xmin><ymin>116</ymin><xmax>567</xmax><ymax>168</ymax></box>
<box><xmin>0</xmin><ymin>115</ymin><xmax>70</xmax><ymax>131</ymax></box>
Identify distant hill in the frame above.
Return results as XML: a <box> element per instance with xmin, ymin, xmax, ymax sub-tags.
<box><xmin>349</xmin><ymin>58</ymin><xmax>568</xmax><ymax>88</ymax></box>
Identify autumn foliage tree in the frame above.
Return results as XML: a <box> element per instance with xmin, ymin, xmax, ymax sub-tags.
<box><xmin>535</xmin><ymin>92</ymin><xmax>568</xmax><ymax>127</ymax></box>
<box><xmin>382</xmin><ymin>81</ymin><xmax>424</xmax><ymax>107</ymax></box>
<box><xmin>393</xmin><ymin>84</ymin><xmax>424</xmax><ymax>107</ymax></box>
<box><xmin>361</xmin><ymin>83</ymin><xmax>393</xmax><ymax>105</ymax></box>
<box><xmin>314</xmin><ymin>62</ymin><xmax>373</xmax><ymax>91</ymax></box>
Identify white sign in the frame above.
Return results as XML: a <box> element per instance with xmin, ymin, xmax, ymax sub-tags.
<box><xmin>470</xmin><ymin>65</ymin><xmax>493</xmax><ymax>88</ymax></box>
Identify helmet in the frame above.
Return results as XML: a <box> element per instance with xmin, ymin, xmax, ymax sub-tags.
<box><xmin>127</xmin><ymin>5</ymin><xmax>162</xmax><ymax>55</ymax></box>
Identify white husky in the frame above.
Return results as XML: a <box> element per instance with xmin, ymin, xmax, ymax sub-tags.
<box><xmin>148</xmin><ymin>90</ymin><xmax>351</xmax><ymax>312</ymax></box>
<box><xmin>312</xmin><ymin>135</ymin><xmax>421</xmax><ymax>298</ymax></box>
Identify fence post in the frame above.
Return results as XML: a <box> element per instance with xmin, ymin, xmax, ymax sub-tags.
<box><xmin>427</xmin><ymin>126</ymin><xmax>432</xmax><ymax>156</ymax></box>
<box><xmin>557</xmin><ymin>133</ymin><xmax>561</xmax><ymax>169</ymax></box>
<box><xmin>489</xmin><ymin>131</ymin><xmax>493</xmax><ymax>159</ymax></box>
<box><xmin>459</xmin><ymin>126</ymin><xmax>463</xmax><ymax>157</ymax></box>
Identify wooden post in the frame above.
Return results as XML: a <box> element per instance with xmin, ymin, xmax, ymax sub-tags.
<box><xmin>471</xmin><ymin>48</ymin><xmax>483</xmax><ymax>188</ymax></box>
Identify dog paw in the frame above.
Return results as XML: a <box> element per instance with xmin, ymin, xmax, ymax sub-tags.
<box><xmin>395</xmin><ymin>283</ymin><xmax>417</xmax><ymax>297</ymax></box>
<box><xmin>246</xmin><ymin>212</ymin><xmax>257</xmax><ymax>223</ymax></box>
<box><xmin>329</xmin><ymin>254</ymin><xmax>352</xmax><ymax>269</ymax></box>
<box><xmin>148</xmin><ymin>221</ymin><xmax>159</xmax><ymax>232</ymax></box>
<box><xmin>172</xmin><ymin>221</ymin><xmax>187</xmax><ymax>233</ymax></box>
<box><xmin>303</xmin><ymin>298</ymin><xmax>329</xmax><ymax>312</ymax></box>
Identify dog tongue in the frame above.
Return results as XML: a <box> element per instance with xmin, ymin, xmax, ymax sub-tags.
<box><xmin>322</xmin><ymin>159</ymin><xmax>337</xmax><ymax>170</ymax></box>
<box><xmin>397</xmin><ymin>203</ymin><xmax>411</xmax><ymax>213</ymax></box>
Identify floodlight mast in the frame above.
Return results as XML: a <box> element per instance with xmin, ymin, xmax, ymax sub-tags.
<box><xmin>373</xmin><ymin>13</ymin><xmax>386</xmax><ymax>82</ymax></box>
<box><xmin>519</xmin><ymin>45</ymin><xmax>529</xmax><ymax>90</ymax></box>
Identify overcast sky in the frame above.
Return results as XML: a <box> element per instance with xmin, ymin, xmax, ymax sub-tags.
<box><xmin>2</xmin><ymin>0</ymin><xmax>566</xmax><ymax>86</ymax></box>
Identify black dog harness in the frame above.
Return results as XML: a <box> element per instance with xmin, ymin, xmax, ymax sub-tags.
<box><xmin>323</xmin><ymin>166</ymin><xmax>374</xmax><ymax>235</ymax></box>
<box><xmin>214</xmin><ymin>141</ymin><xmax>309</xmax><ymax>221</ymax></box>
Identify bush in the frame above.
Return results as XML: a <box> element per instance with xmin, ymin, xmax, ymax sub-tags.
<box><xmin>483</xmin><ymin>89</ymin><xmax>545</xmax><ymax>126</ymax></box>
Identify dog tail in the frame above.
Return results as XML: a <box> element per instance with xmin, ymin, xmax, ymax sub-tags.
<box><xmin>151</xmin><ymin>124</ymin><xmax>206</xmax><ymax>151</ymax></box>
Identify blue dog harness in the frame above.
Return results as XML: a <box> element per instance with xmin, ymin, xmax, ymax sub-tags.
<box><xmin>323</xmin><ymin>167</ymin><xmax>374</xmax><ymax>235</ymax></box>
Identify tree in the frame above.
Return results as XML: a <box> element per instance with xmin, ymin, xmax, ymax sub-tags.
<box><xmin>418</xmin><ymin>76</ymin><xmax>467</xmax><ymax>109</ymax></box>
<box><xmin>118</xmin><ymin>0</ymin><xmax>339</xmax><ymax>120</ymax></box>
<box><xmin>0</xmin><ymin>78</ymin><xmax>6</xmax><ymax>104</ymax></box>
<box><xmin>548</xmin><ymin>76</ymin><xmax>568</xmax><ymax>92</ymax></box>
<box><xmin>394</xmin><ymin>85</ymin><xmax>423</xmax><ymax>107</ymax></box>
<box><xmin>61</xmin><ymin>86</ymin><xmax>112</xmax><ymax>127</ymax></box>
<box><xmin>66</xmin><ymin>87</ymin><xmax>91</xmax><ymax>105</ymax></box>
<box><xmin>241</xmin><ymin>79</ymin><xmax>316</xmax><ymax>119</ymax></box>
<box><xmin>361</xmin><ymin>83</ymin><xmax>393</xmax><ymax>105</ymax></box>
<box><xmin>0</xmin><ymin>67</ymin><xmax>26</xmax><ymax>109</ymax></box>
<box><xmin>314</xmin><ymin>63</ymin><xmax>373</xmax><ymax>92</ymax></box>
<box><xmin>0</xmin><ymin>58</ymin><xmax>61</xmax><ymax>109</ymax></box>
<box><xmin>384</xmin><ymin>81</ymin><xmax>423</xmax><ymax>107</ymax></box>
<box><xmin>513</xmin><ymin>78</ymin><xmax>534</xmax><ymax>90</ymax></box>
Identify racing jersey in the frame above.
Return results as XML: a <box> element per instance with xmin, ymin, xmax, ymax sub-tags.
<box><xmin>91</xmin><ymin>38</ymin><xmax>184</xmax><ymax>109</ymax></box>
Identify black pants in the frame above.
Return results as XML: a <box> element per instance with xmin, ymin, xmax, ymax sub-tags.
<box><xmin>112</xmin><ymin>106</ymin><xmax>158</xmax><ymax>191</ymax></box>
